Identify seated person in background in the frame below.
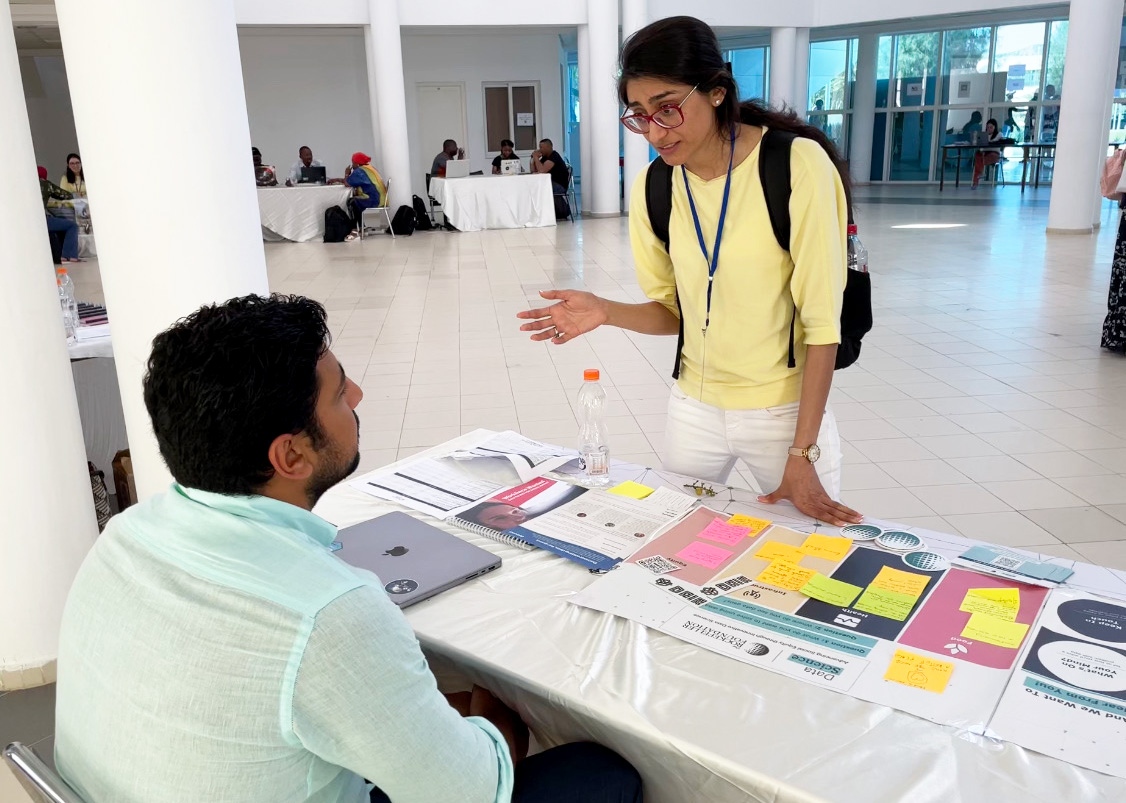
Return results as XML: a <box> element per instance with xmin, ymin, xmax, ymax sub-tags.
<box><xmin>53</xmin><ymin>293</ymin><xmax>643</xmax><ymax>803</ymax></box>
<box><xmin>972</xmin><ymin>118</ymin><xmax>1003</xmax><ymax>189</ymax></box>
<box><xmin>287</xmin><ymin>145</ymin><xmax>325</xmax><ymax>186</ymax></box>
<box><xmin>432</xmin><ymin>139</ymin><xmax>465</xmax><ymax>177</ymax></box>
<box><xmin>492</xmin><ymin>140</ymin><xmax>521</xmax><ymax>174</ymax></box>
<box><xmin>39</xmin><ymin>165</ymin><xmax>81</xmax><ymax>263</ymax></box>
<box><xmin>344</xmin><ymin>152</ymin><xmax>387</xmax><ymax>229</ymax></box>
<box><xmin>530</xmin><ymin>139</ymin><xmax>571</xmax><ymax>219</ymax></box>
<box><xmin>60</xmin><ymin>153</ymin><xmax>86</xmax><ymax>197</ymax></box>
<box><xmin>960</xmin><ymin>110</ymin><xmax>983</xmax><ymax>138</ymax></box>
<box><xmin>253</xmin><ymin>146</ymin><xmax>278</xmax><ymax>186</ymax></box>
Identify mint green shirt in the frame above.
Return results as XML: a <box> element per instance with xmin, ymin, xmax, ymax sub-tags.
<box><xmin>55</xmin><ymin>485</ymin><xmax>513</xmax><ymax>803</ymax></box>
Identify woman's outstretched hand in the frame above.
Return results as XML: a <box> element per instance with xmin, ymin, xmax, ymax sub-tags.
<box><xmin>516</xmin><ymin>290</ymin><xmax>610</xmax><ymax>344</ymax></box>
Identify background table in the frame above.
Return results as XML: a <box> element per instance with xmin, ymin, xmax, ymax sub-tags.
<box><xmin>429</xmin><ymin>174</ymin><xmax>554</xmax><ymax>232</ymax></box>
<box><xmin>67</xmin><ymin>334</ymin><xmax>128</xmax><ymax>483</ymax></box>
<box><xmin>257</xmin><ymin>185</ymin><xmax>351</xmax><ymax>242</ymax></box>
<box><xmin>317</xmin><ymin>430</ymin><xmax>1126</xmax><ymax>803</ymax></box>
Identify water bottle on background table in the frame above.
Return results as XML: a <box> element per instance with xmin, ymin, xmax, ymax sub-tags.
<box><xmin>56</xmin><ymin>267</ymin><xmax>78</xmax><ymax>341</ymax></box>
<box><xmin>577</xmin><ymin>368</ymin><xmax>610</xmax><ymax>485</ymax></box>
<box><xmin>847</xmin><ymin>224</ymin><xmax>868</xmax><ymax>273</ymax></box>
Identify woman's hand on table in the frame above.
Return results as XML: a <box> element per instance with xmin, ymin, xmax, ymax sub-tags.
<box><xmin>758</xmin><ymin>457</ymin><xmax>862</xmax><ymax>527</ymax></box>
<box><xmin>517</xmin><ymin>290</ymin><xmax>609</xmax><ymax>344</ymax></box>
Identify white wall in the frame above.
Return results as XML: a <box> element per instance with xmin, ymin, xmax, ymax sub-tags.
<box><xmin>19</xmin><ymin>55</ymin><xmax>79</xmax><ymax>179</ymax></box>
<box><xmin>237</xmin><ymin>28</ymin><xmax>376</xmax><ymax>179</ymax></box>
<box><xmin>401</xmin><ymin>31</ymin><xmax>566</xmax><ymax>199</ymax></box>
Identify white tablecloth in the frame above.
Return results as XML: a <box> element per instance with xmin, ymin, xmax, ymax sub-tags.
<box><xmin>67</xmin><ymin>334</ymin><xmax>128</xmax><ymax>480</ymax></box>
<box><xmin>257</xmin><ymin>185</ymin><xmax>352</xmax><ymax>243</ymax></box>
<box><xmin>429</xmin><ymin>174</ymin><xmax>555</xmax><ymax>232</ymax></box>
<box><xmin>315</xmin><ymin>430</ymin><xmax>1126</xmax><ymax>803</ymax></box>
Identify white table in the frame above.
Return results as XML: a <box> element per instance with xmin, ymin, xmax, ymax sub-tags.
<box><xmin>316</xmin><ymin>431</ymin><xmax>1126</xmax><ymax>803</ymax></box>
<box><xmin>256</xmin><ymin>185</ymin><xmax>352</xmax><ymax>243</ymax></box>
<box><xmin>429</xmin><ymin>174</ymin><xmax>555</xmax><ymax>232</ymax></box>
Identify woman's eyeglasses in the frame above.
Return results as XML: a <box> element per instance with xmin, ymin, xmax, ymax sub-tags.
<box><xmin>620</xmin><ymin>86</ymin><xmax>699</xmax><ymax>134</ymax></box>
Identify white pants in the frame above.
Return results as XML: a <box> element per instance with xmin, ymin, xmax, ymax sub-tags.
<box><xmin>662</xmin><ymin>385</ymin><xmax>842</xmax><ymax>498</ymax></box>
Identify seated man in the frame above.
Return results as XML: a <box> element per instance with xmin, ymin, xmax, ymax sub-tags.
<box><xmin>39</xmin><ymin>165</ymin><xmax>80</xmax><ymax>263</ymax></box>
<box><xmin>252</xmin><ymin>146</ymin><xmax>278</xmax><ymax>186</ymax></box>
<box><xmin>492</xmin><ymin>140</ymin><xmax>521</xmax><ymax>174</ymax></box>
<box><xmin>287</xmin><ymin>145</ymin><xmax>326</xmax><ymax>186</ymax></box>
<box><xmin>529</xmin><ymin>139</ymin><xmax>570</xmax><ymax>219</ymax></box>
<box><xmin>54</xmin><ymin>293</ymin><xmax>642</xmax><ymax>803</ymax></box>
<box><xmin>431</xmin><ymin>138</ymin><xmax>465</xmax><ymax>177</ymax></box>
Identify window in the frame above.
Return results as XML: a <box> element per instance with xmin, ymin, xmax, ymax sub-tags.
<box><xmin>484</xmin><ymin>82</ymin><xmax>540</xmax><ymax>154</ymax></box>
<box><xmin>876</xmin><ymin>36</ymin><xmax>892</xmax><ymax>81</ymax></box>
<box><xmin>992</xmin><ymin>22</ymin><xmax>1045</xmax><ymax>104</ymax></box>
<box><xmin>893</xmin><ymin>32</ymin><xmax>939</xmax><ymax>107</ymax></box>
<box><xmin>728</xmin><ymin>47</ymin><xmax>768</xmax><ymax>101</ymax></box>
<box><xmin>808</xmin><ymin>39</ymin><xmax>848</xmax><ymax>112</ymax></box>
<box><xmin>941</xmin><ymin>27</ymin><xmax>991</xmax><ymax>105</ymax></box>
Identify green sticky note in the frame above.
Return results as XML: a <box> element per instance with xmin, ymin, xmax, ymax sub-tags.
<box><xmin>800</xmin><ymin>573</ymin><xmax>863</xmax><ymax>607</ymax></box>
<box><xmin>853</xmin><ymin>586</ymin><xmax>917</xmax><ymax>621</ymax></box>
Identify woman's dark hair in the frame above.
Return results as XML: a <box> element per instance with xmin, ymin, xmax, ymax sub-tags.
<box><xmin>619</xmin><ymin>16</ymin><xmax>851</xmax><ymax>215</ymax></box>
<box><xmin>500</xmin><ymin>139</ymin><xmax>515</xmax><ymax>148</ymax></box>
<box><xmin>986</xmin><ymin>118</ymin><xmax>999</xmax><ymax>133</ymax></box>
<box><xmin>143</xmin><ymin>294</ymin><xmax>331</xmax><ymax>496</ymax></box>
<box><xmin>65</xmin><ymin>152</ymin><xmax>83</xmax><ymax>184</ymax></box>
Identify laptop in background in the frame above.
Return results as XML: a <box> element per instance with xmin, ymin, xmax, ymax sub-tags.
<box><xmin>300</xmin><ymin>165</ymin><xmax>327</xmax><ymax>184</ymax></box>
<box><xmin>500</xmin><ymin>159</ymin><xmax>520</xmax><ymax>176</ymax></box>
<box><xmin>333</xmin><ymin>511</ymin><xmax>500</xmax><ymax>607</ymax></box>
<box><xmin>444</xmin><ymin>159</ymin><xmax>471</xmax><ymax>179</ymax></box>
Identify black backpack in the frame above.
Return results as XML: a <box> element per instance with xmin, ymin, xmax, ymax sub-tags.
<box><xmin>412</xmin><ymin>195</ymin><xmax>433</xmax><ymax>231</ymax></box>
<box><xmin>323</xmin><ymin>205</ymin><xmax>351</xmax><ymax>243</ymax></box>
<box><xmin>645</xmin><ymin>129</ymin><xmax>872</xmax><ymax>376</ymax></box>
<box><xmin>390</xmin><ymin>204</ymin><xmax>416</xmax><ymax>236</ymax></box>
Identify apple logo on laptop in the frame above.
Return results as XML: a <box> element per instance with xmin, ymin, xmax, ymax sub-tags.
<box><xmin>384</xmin><ymin>546</ymin><xmax>409</xmax><ymax>557</ymax></box>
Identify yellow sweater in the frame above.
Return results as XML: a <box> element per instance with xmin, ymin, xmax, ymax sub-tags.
<box><xmin>629</xmin><ymin>132</ymin><xmax>847</xmax><ymax>410</ymax></box>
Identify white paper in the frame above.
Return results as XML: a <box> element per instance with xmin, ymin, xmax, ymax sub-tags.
<box><xmin>516</xmin><ymin>112</ymin><xmax>534</xmax><ymax>127</ymax></box>
<box><xmin>451</xmin><ymin>430</ymin><xmax>576</xmax><ymax>483</ymax></box>
<box><xmin>350</xmin><ymin>457</ymin><xmax>505</xmax><ymax>518</ymax></box>
<box><xmin>75</xmin><ymin>323</ymin><xmax>111</xmax><ymax>341</ymax></box>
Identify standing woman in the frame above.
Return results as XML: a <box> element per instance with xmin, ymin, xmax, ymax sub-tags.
<box><xmin>517</xmin><ymin>16</ymin><xmax>861</xmax><ymax>526</ymax></box>
<box><xmin>1100</xmin><ymin>148</ymin><xmax>1126</xmax><ymax>354</ymax></box>
<box><xmin>60</xmin><ymin>153</ymin><xmax>86</xmax><ymax>197</ymax></box>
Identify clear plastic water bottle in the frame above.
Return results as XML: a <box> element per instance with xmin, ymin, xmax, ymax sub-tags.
<box><xmin>56</xmin><ymin>268</ymin><xmax>78</xmax><ymax>341</ymax></box>
<box><xmin>577</xmin><ymin>368</ymin><xmax>610</xmax><ymax>485</ymax></box>
<box><xmin>847</xmin><ymin>224</ymin><xmax>868</xmax><ymax>273</ymax></box>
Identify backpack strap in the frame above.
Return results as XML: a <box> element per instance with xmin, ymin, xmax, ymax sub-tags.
<box><xmin>645</xmin><ymin>158</ymin><xmax>685</xmax><ymax>377</ymax></box>
<box><xmin>758</xmin><ymin>129</ymin><xmax>798</xmax><ymax>369</ymax></box>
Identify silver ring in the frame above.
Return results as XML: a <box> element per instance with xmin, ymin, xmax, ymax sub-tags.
<box><xmin>555</xmin><ymin>330</ymin><xmax>566</xmax><ymax>338</ymax></box>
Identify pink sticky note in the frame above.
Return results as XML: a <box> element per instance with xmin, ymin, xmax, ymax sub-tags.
<box><xmin>675</xmin><ymin>541</ymin><xmax>734</xmax><ymax>570</ymax></box>
<box><xmin>698</xmin><ymin>518</ymin><xmax>752</xmax><ymax>546</ymax></box>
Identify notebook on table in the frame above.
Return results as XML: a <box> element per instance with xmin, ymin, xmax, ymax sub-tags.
<box><xmin>333</xmin><ymin>511</ymin><xmax>500</xmax><ymax>607</ymax></box>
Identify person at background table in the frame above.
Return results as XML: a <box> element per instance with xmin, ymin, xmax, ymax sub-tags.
<box><xmin>971</xmin><ymin>118</ymin><xmax>1002</xmax><ymax>189</ymax></box>
<box><xmin>529</xmin><ymin>138</ymin><xmax>568</xmax><ymax>193</ymax></box>
<box><xmin>253</xmin><ymin>146</ymin><xmax>278</xmax><ymax>186</ymax></box>
<box><xmin>60</xmin><ymin>152</ymin><xmax>86</xmax><ymax>196</ymax></box>
<box><xmin>517</xmin><ymin>16</ymin><xmax>863</xmax><ymax>527</ymax></box>
<box><xmin>344</xmin><ymin>151</ymin><xmax>387</xmax><ymax>221</ymax></box>
<box><xmin>432</xmin><ymin>139</ymin><xmax>465</xmax><ymax>177</ymax></box>
<box><xmin>960</xmin><ymin>110</ymin><xmax>983</xmax><ymax>138</ymax></box>
<box><xmin>492</xmin><ymin>140</ymin><xmax>522</xmax><ymax>174</ymax></box>
<box><xmin>1002</xmin><ymin>107</ymin><xmax>1021</xmax><ymax>141</ymax></box>
<box><xmin>39</xmin><ymin>165</ymin><xmax>81</xmax><ymax>263</ymax></box>
<box><xmin>53</xmin><ymin>292</ymin><xmax>643</xmax><ymax>803</ymax></box>
<box><xmin>286</xmin><ymin>145</ymin><xmax>325</xmax><ymax>186</ymax></box>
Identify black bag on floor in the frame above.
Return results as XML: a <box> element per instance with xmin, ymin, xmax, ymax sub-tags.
<box><xmin>390</xmin><ymin>205</ymin><xmax>416</xmax><ymax>236</ymax></box>
<box><xmin>553</xmin><ymin>193</ymin><xmax>571</xmax><ymax>220</ymax></box>
<box><xmin>323</xmin><ymin>205</ymin><xmax>351</xmax><ymax>243</ymax></box>
<box><xmin>412</xmin><ymin>195</ymin><xmax>433</xmax><ymax>231</ymax></box>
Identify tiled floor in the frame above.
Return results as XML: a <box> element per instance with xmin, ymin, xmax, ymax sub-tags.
<box><xmin>8</xmin><ymin>183</ymin><xmax>1126</xmax><ymax>796</ymax></box>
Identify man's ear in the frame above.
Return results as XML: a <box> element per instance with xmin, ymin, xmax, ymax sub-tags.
<box><xmin>266</xmin><ymin>431</ymin><xmax>315</xmax><ymax>483</ymax></box>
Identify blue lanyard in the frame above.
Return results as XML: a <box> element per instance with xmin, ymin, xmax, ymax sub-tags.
<box><xmin>681</xmin><ymin>127</ymin><xmax>736</xmax><ymax>334</ymax></box>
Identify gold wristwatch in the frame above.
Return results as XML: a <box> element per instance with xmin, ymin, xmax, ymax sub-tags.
<box><xmin>788</xmin><ymin>444</ymin><xmax>821</xmax><ymax>464</ymax></box>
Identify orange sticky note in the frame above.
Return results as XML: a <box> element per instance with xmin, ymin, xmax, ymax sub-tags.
<box><xmin>727</xmin><ymin>514</ymin><xmax>772</xmax><ymax>536</ymax></box>
<box><xmin>870</xmin><ymin>565</ymin><xmax>930</xmax><ymax>599</ymax></box>
<box><xmin>756</xmin><ymin>559</ymin><xmax>818</xmax><ymax>591</ymax></box>
<box><xmin>800</xmin><ymin>533</ymin><xmax>853</xmax><ymax>561</ymax></box>
<box><xmin>884</xmin><ymin>649</ymin><xmax>955</xmax><ymax>694</ymax></box>
<box><xmin>754</xmin><ymin>541</ymin><xmax>806</xmax><ymax>563</ymax></box>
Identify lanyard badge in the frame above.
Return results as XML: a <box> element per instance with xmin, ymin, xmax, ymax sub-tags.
<box><xmin>681</xmin><ymin>126</ymin><xmax>736</xmax><ymax>337</ymax></box>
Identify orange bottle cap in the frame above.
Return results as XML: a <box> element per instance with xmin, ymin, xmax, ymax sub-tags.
<box><xmin>583</xmin><ymin>369</ymin><xmax>600</xmax><ymax>381</ymax></box>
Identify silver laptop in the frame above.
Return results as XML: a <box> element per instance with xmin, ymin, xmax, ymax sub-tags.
<box><xmin>334</xmin><ymin>511</ymin><xmax>500</xmax><ymax>607</ymax></box>
<box><xmin>444</xmin><ymin>158</ymin><xmax>471</xmax><ymax>178</ymax></box>
<box><xmin>500</xmin><ymin>159</ymin><xmax>520</xmax><ymax>176</ymax></box>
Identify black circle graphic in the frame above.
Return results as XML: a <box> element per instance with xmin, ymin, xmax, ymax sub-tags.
<box><xmin>385</xmin><ymin>579</ymin><xmax>419</xmax><ymax>595</ymax></box>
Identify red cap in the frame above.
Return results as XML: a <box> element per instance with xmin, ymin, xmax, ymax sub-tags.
<box><xmin>583</xmin><ymin>369</ymin><xmax>600</xmax><ymax>381</ymax></box>
<box><xmin>847</xmin><ymin>224</ymin><xmax>858</xmax><ymax>235</ymax></box>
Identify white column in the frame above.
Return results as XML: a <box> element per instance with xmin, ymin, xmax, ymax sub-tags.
<box><xmin>793</xmin><ymin>28</ymin><xmax>810</xmax><ymax>114</ymax></box>
<box><xmin>586</xmin><ymin>0</ymin><xmax>620</xmax><ymax>216</ymax></box>
<box><xmin>849</xmin><ymin>34</ymin><xmax>879</xmax><ymax>185</ymax></box>
<box><xmin>54</xmin><ymin>0</ymin><xmax>269</xmax><ymax>500</ymax></box>
<box><xmin>621</xmin><ymin>0</ymin><xmax>650</xmax><ymax>213</ymax></box>
<box><xmin>367</xmin><ymin>0</ymin><xmax>412</xmax><ymax>206</ymax></box>
<box><xmin>578</xmin><ymin>25</ymin><xmax>593</xmax><ymax>214</ymax></box>
<box><xmin>1046</xmin><ymin>0</ymin><xmax>1123</xmax><ymax>233</ymax></box>
<box><xmin>0</xmin><ymin>1</ymin><xmax>98</xmax><ymax>689</ymax></box>
<box><xmin>770</xmin><ymin>27</ymin><xmax>797</xmax><ymax>111</ymax></box>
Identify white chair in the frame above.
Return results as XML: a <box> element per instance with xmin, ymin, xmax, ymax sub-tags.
<box><xmin>3</xmin><ymin>742</ymin><xmax>88</xmax><ymax>803</ymax></box>
<box><xmin>360</xmin><ymin>178</ymin><xmax>394</xmax><ymax>239</ymax></box>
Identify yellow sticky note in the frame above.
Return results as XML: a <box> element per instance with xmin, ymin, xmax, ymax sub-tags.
<box><xmin>870</xmin><ymin>566</ymin><xmax>930</xmax><ymax>599</ymax></box>
<box><xmin>754</xmin><ymin>541</ymin><xmax>806</xmax><ymax>563</ymax></box>
<box><xmin>800</xmin><ymin>573</ymin><xmax>863</xmax><ymax>607</ymax></box>
<box><xmin>727</xmin><ymin>514</ymin><xmax>772</xmax><ymax>536</ymax></box>
<box><xmin>960</xmin><ymin>613</ymin><xmax>1030</xmax><ymax>649</ymax></box>
<box><xmin>967</xmin><ymin>587</ymin><xmax>1020</xmax><ymax>608</ymax></box>
<box><xmin>853</xmin><ymin>586</ymin><xmax>917</xmax><ymax>621</ymax></box>
<box><xmin>608</xmin><ymin>481</ymin><xmax>654</xmax><ymax>500</ymax></box>
<box><xmin>755</xmin><ymin>559</ymin><xmax>818</xmax><ymax>591</ymax></box>
<box><xmin>959</xmin><ymin>590</ymin><xmax>1019</xmax><ymax>622</ymax></box>
<box><xmin>800</xmin><ymin>533</ymin><xmax>853</xmax><ymax>561</ymax></box>
<box><xmin>884</xmin><ymin>649</ymin><xmax>955</xmax><ymax>694</ymax></box>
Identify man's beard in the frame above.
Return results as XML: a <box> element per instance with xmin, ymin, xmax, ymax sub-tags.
<box><xmin>307</xmin><ymin>413</ymin><xmax>361</xmax><ymax>508</ymax></box>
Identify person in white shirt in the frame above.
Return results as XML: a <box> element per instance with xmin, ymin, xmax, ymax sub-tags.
<box><xmin>287</xmin><ymin>145</ymin><xmax>326</xmax><ymax>186</ymax></box>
